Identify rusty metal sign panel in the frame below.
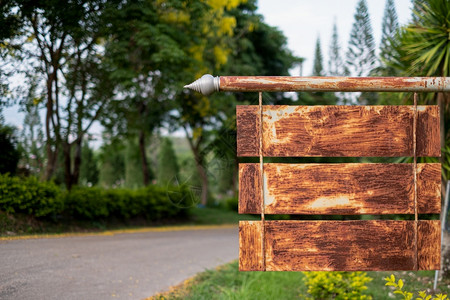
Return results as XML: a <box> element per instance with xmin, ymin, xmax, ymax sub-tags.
<box><xmin>237</xmin><ymin>103</ymin><xmax>441</xmax><ymax>272</ymax></box>
<box><xmin>184</xmin><ymin>75</ymin><xmax>445</xmax><ymax>272</ymax></box>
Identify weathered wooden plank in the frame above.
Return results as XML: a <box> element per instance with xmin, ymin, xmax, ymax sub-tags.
<box><xmin>238</xmin><ymin>163</ymin><xmax>441</xmax><ymax>215</ymax></box>
<box><xmin>238</xmin><ymin>164</ymin><xmax>261</xmax><ymax>214</ymax></box>
<box><xmin>239</xmin><ymin>221</ymin><xmax>263</xmax><ymax>271</ymax></box>
<box><xmin>417</xmin><ymin>164</ymin><xmax>441</xmax><ymax>214</ymax></box>
<box><xmin>418</xmin><ymin>220</ymin><xmax>441</xmax><ymax>270</ymax></box>
<box><xmin>417</xmin><ymin>106</ymin><xmax>441</xmax><ymax>157</ymax></box>
<box><xmin>236</xmin><ymin>105</ymin><xmax>440</xmax><ymax>157</ymax></box>
<box><xmin>264</xmin><ymin>220</ymin><xmax>416</xmax><ymax>271</ymax></box>
<box><xmin>236</xmin><ymin>106</ymin><xmax>260</xmax><ymax>157</ymax></box>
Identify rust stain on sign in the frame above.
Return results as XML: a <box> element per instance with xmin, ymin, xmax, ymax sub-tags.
<box><xmin>239</xmin><ymin>220</ymin><xmax>440</xmax><ymax>271</ymax></box>
<box><xmin>236</xmin><ymin>105</ymin><xmax>440</xmax><ymax>157</ymax></box>
<box><xmin>238</xmin><ymin>163</ymin><xmax>441</xmax><ymax>215</ymax></box>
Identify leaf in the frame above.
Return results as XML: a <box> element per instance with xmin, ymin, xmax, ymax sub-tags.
<box><xmin>391</xmin><ymin>274</ymin><xmax>395</xmax><ymax>282</ymax></box>
<box><xmin>394</xmin><ymin>290</ymin><xmax>404</xmax><ymax>295</ymax></box>
<box><xmin>385</xmin><ymin>281</ymin><xmax>397</xmax><ymax>286</ymax></box>
<box><xmin>398</xmin><ymin>279</ymin><xmax>404</xmax><ymax>289</ymax></box>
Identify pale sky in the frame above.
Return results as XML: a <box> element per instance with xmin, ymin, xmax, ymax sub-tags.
<box><xmin>257</xmin><ymin>0</ymin><xmax>413</xmax><ymax>75</ymax></box>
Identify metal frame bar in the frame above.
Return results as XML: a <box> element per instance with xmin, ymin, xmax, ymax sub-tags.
<box><xmin>184</xmin><ymin>74</ymin><xmax>450</xmax><ymax>95</ymax></box>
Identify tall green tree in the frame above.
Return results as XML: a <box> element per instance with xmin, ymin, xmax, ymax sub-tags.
<box><xmin>376</xmin><ymin>0</ymin><xmax>400</xmax><ymax>76</ymax></box>
<box><xmin>202</xmin><ymin>0</ymin><xmax>299</xmax><ymax>199</ymax></box>
<box><xmin>157</xmin><ymin>138</ymin><xmax>179</xmax><ymax>186</ymax></box>
<box><xmin>346</xmin><ymin>0</ymin><xmax>377</xmax><ymax>77</ymax></box>
<box><xmin>312</xmin><ymin>37</ymin><xmax>324</xmax><ymax>76</ymax></box>
<box><xmin>19</xmin><ymin>102</ymin><xmax>45</xmax><ymax>176</ymax></box>
<box><xmin>328</xmin><ymin>21</ymin><xmax>344</xmax><ymax>76</ymax></box>
<box><xmin>1</xmin><ymin>0</ymin><xmax>114</xmax><ymax>189</ymax></box>
<box><xmin>175</xmin><ymin>0</ymin><xmax>247</xmax><ymax>206</ymax></box>
<box><xmin>98</xmin><ymin>135</ymin><xmax>125</xmax><ymax>188</ymax></box>
<box><xmin>101</xmin><ymin>0</ymin><xmax>191</xmax><ymax>186</ymax></box>
<box><xmin>79</xmin><ymin>141</ymin><xmax>99</xmax><ymax>186</ymax></box>
<box><xmin>346</xmin><ymin>0</ymin><xmax>377</xmax><ymax>104</ymax></box>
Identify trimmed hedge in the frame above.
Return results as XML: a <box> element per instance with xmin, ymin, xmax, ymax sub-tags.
<box><xmin>0</xmin><ymin>174</ymin><xmax>63</xmax><ymax>217</ymax></box>
<box><xmin>64</xmin><ymin>185</ymin><xmax>191</xmax><ymax>221</ymax></box>
<box><xmin>0</xmin><ymin>174</ymin><xmax>191</xmax><ymax>222</ymax></box>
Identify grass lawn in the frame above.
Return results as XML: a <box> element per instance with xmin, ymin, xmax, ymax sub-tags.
<box><xmin>152</xmin><ymin>261</ymin><xmax>450</xmax><ymax>300</ymax></box>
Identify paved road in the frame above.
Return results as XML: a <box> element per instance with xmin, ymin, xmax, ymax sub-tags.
<box><xmin>0</xmin><ymin>226</ymin><xmax>238</xmax><ymax>300</ymax></box>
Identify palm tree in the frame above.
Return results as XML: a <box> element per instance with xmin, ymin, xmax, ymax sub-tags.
<box><xmin>393</xmin><ymin>0</ymin><xmax>450</xmax><ymax>184</ymax></box>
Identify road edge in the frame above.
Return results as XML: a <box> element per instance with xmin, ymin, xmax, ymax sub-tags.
<box><xmin>0</xmin><ymin>224</ymin><xmax>237</xmax><ymax>241</ymax></box>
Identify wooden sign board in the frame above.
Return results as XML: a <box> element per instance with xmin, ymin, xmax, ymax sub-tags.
<box><xmin>237</xmin><ymin>105</ymin><xmax>441</xmax><ymax>272</ymax></box>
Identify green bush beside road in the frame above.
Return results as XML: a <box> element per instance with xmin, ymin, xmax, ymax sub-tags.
<box><xmin>0</xmin><ymin>174</ymin><xmax>191</xmax><ymax>223</ymax></box>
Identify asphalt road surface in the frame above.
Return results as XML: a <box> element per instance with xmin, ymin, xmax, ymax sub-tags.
<box><xmin>0</xmin><ymin>226</ymin><xmax>238</xmax><ymax>299</ymax></box>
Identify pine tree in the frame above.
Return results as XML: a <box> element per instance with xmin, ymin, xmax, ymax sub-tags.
<box><xmin>80</xmin><ymin>142</ymin><xmax>99</xmax><ymax>186</ymax></box>
<box><xmin>328</xmin><ymin>21</ymin><xmax>344</xmax><ymax>76</ymax></box>
<box><xmin>378</xmin><ymin>0</ymin><xmax>399</xmax><ymax>76</ymax></box>
<box><xmin>312</xmin><ymin>37</ymin><xmax>324</xmax><ymax>76</ymax></box>
<box><xmin>346</xmin><ymin>0</ymin><xmax>378</xmax><ymax>104</ymax></box>
<box><xmin>157</xmin><ymin>137</ymin><xmax>180</xmax><ymax>186</ymax></box>
<box><xmin>346</xmin><ymin>0</ymin><xmax>377</xmax><ymax>77</ymax></box>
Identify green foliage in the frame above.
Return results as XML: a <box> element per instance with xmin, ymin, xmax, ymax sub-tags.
<box><xmin>302</xmin><ymin>271</ymin><xmax>372</xmax><ymax>300</ymax></box>
<box><xmin>124</xmin><ymin>137</ymin><xmax>147</xmax><ymax>189</ymax></box>
<box><xmin>375</xmin><ymin>0</ymin><xmax>399</xmax><ymax>76</ymax></box>
<box><xmin>80</xmin><ymin>142</ymin><xmax>99</xmax><ymax>186</ymax></box>
<box><xmin>346</xmin><ymin>0</ymin><xmax>377</xmax><ymax>77</ymax></box>
<box><xmin>396</xmin><ymin>0</ymin><xmax>450</xmax><ymax>77</ymax></box>
<box><xmin>157</xmin><ymin>138</ymin><xmax>180</xmax><ymax>186</ymax></box>
<box><xmin>63</xmin><ymin>185</ymin><xmax>190</xmax><ymax>221</ymax></box>
<box><xmin>18</xmin><ymin>101</ymin><xmax>45</xmax><ymax>177</ymax></box>
<box><xmin>156</xmin><ymin>260</ymin><xmax>306</xmax><ymax>299</ymax></box>
<box><xmin>312</xmin><ymin>37</ymin><xmax>324</xmax><ymax>76</ymax></box>
<box><xmin>0</xmin><ymin>125</ymin><xmax>20</xmax><ymax>175</ymax></box>
<box><xmin>328</xmin><ymin>21</ymin><xmax>344</xmax><ymax>76</ymax></box>
<box><xmin>0</xmin><ymin>174</ymin><xmax>190</xmax><ymax>222</ymax></box>
<box><xmin>385</xmin><ymin>274</ymin><xmax>448</xmax><ymax>300</ymax></box>
<box><xmin>98</xmin><ymin>137</ymin><xmax>126</xmax><ymax>187</ymax></box>
<box><xmin>0</xmin><ymin>174</ymin><xmax>63</xmax><ymax>217</ymax></box>
<box><xmin>224</xmin><ymin>197</ymin><xmax>238</xmax><ymax>212</ymax></box>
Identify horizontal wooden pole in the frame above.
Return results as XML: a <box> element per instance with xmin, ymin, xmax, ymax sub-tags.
<box><xmin>236</xmin><ymin>105</ymin><xmax>440</xmax><ymax>157</ymax></box>
<box><xmin>239</xmin><ymin>163</ymin><xmax>441</xmax><ymax>215</ymax></box>
<box><xmin>239</xmin><ymin>220</ymin><xmax>440</xmax><ymax>271</ymax></box>
<box><xmin>221</xmin><ymin>76</ymin><xmax>450</xmax><ymax>92</ymax></box>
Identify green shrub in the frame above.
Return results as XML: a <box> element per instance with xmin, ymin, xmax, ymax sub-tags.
<box><xmin>225</xmin><ymin>197</ymin><xmax>238</xmax><ymax>212</ymax></box>
<box><xmin>302</xmin><ymin>271</ymin><xmax>372</xmax><ymax>300</ymax></box>
<box><xmin>0</xmin><ymin>174</ymin><xmax>191</xmax><ymax>223</ymax></box>
<box><xmin>385</xmin><ymin>274</ymin><xmax>448</xmax><ymax>300</ymax></box>
<box><xmin>62</xmin><ymin>184</ymin><xmax>191</xmax><ymax>221</ymax></box>
<box><xmin>64</xmin><ymin>187</ymin><xmax>109</xmax><ymax>220</ymax></box>
<box><xmin>0</xmin><ymin>174</ymin><xmax>63</xmax><ymax>217</ymax></box>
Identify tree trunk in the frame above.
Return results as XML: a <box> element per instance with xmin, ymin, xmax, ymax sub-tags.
<box><xmin>72</xmin><ymin>137</ymin><xmax>83</xmax><ymax>186</ymax></box>
<box><xmin>192</xmin><ymin>147</ymin><xmax>208</xmax><ymax>206</ymax></box>
<box><xmin>44</xmin><ymin>77</ymin><xmax>56</xmax><ymax>181</ymax></box>
<box><xmin>139</xmin><ymin>130</ymin><xmax>150</xmax><ymax>186</ymax></box>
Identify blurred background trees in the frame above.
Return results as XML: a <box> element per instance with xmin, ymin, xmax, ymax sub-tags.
<box><xmin>0</xmin><ymin>0</ymin><xmax>449</xmax><ymax>209</ymax></box>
